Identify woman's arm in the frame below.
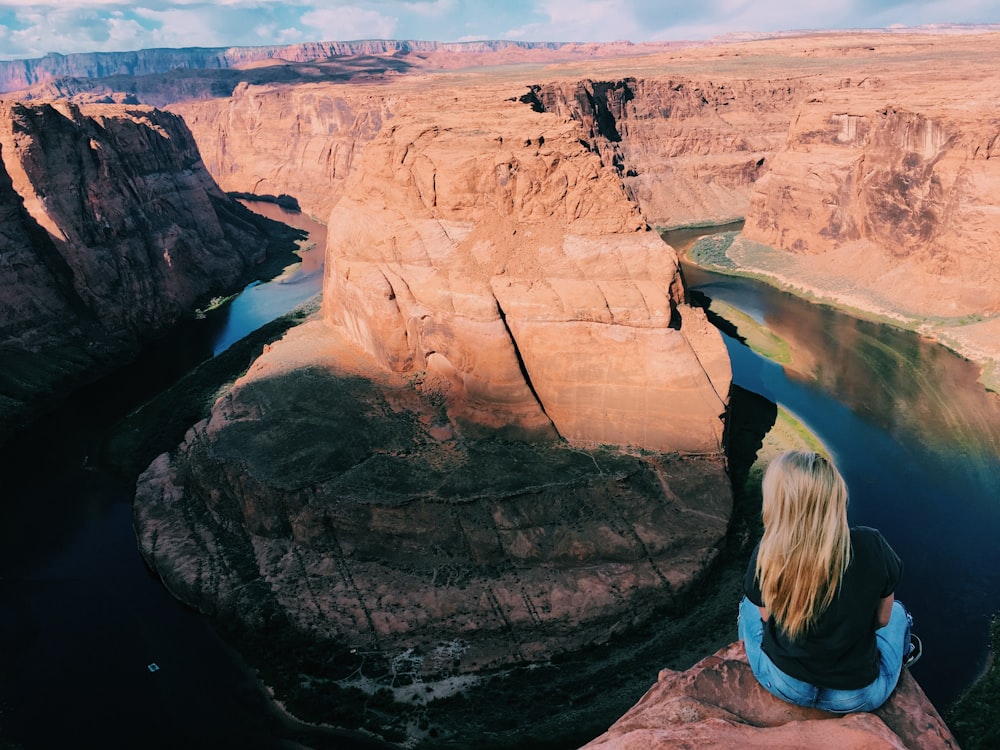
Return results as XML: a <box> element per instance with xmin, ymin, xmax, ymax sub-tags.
<box><xmin>877</xmin><ymin>593</ymin><xmax>895</xmax><ymax>628</ymax></box>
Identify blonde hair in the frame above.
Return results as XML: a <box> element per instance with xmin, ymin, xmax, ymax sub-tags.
<box><xmin>755</xmin><ymin>450</ymin><xmax>852</xmax><ymax>641</ymax></box>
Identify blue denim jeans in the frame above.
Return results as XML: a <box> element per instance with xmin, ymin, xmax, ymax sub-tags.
<box><xmin>738</xmin><ymin>595</ymin><xmax>911</xmax><ymax>713</ymax></box>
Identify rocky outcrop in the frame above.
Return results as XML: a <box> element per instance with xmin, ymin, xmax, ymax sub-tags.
<box><xmin>168</xmin><ymin>84</ymin><xmax>393</xmax><ymax>222</ymax></box>
<box><xmin>321</xmin><ymin>82</ymin><xmax>730</xmax><ymax>452</ymax></box>
<box><xmin>135</xmin><ymin>318</ymin><xmax>733</xmax><ymax>674</ymax></box>
<box><xmin>132</xmin><ymin>53</ymin><xmax>737</xmax><ymax>743</ymax></box>
<box><xmin>525</xmin><ymin>76</ymin><xmax>803</xmax><ymax>228</ymax></box>
<box><xmin>0</xmin><ymin>100</ymin><xmax>272</xmax><ymax>441</ymax></box>
<box><xmin>583</xmin><ymin>641</ymin><xmax>959</xmax><ymax>749</ymax></box>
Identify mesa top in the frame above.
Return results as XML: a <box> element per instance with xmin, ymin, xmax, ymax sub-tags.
<box><xmin>744</xmin><ymin>526</ymin><xmax>902</xmax><ymax>689</ymax></box>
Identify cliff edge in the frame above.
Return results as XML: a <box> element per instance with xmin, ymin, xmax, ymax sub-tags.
<box><xmin>584</xmin><ymin>641</ymin><xmax>959</xmax><ymax>749</ymax></box>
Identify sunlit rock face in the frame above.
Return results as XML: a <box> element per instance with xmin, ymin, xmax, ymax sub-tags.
<box><xmin>133</xmin><ymin>58</ymin><xmax>736</xmax><ymax>711</ymax></box>
<box><xmin>741</xmin><ymin>87</ymin><xmax>1000</xmax><ymax>320</ymax></box>
<box><xmin>524</xmin><ymin>77</ymin><xmax>799</xmax><ymax>229</ymax></box>
<box><xmin>0</xmin><ymin>100</ymin><xmax>269</xmax><ymax>441</ymax></box>
<box><xmin>321</xmin><ymin>83</ymin><xmax>730</xmax><ymax>452</ymax></box>
<box><xmin>583</xmin><ymin>641</ymin><xmax>959</xmax><ymax>750</ymax></box>
<box><xmin>169</xmin><ymin>84</ymin><xmax>393</xmax><ymax>223</ymax></box>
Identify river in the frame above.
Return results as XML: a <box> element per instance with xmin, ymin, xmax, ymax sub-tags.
<box><xmin>0</xmin><ymin>204</ymin><xmax>391</xmax><ymax>750</ymax></box>
<box><xmin>665</xmin><ymin>224</ymin><xmax>1000</xmax><ymax>711</ymax></box>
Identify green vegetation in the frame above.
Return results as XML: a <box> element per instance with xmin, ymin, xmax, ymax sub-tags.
<box><xmin>687</xmin><ymin>231</ymin><xmax>739</xmax><ymax>269</ymax></box>
<box><xmin>945</xmin><ymin>616</ymin><xmax>1000</xmax><ymax>749</ymax></box>
<box><xmin>709</xmin><ymin>299</ymin><xmax>792</xmax><ymax>364</ymax></box>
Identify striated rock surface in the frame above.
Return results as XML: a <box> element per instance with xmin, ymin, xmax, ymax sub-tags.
<box><xmin>135</xmin><ymin>318</ymin><xmax>733</xmax><ymax>675</ymax></box>
<box><xmin>718</xmin><ymin>33</ymin><xmax>1000</xmax><ymax>383</ymax></box>
<box><xmin>583</xmin><ymin>641</ymin><xmax>959</xmax><ymax>749</ymax></box>
<box><xmin>169</xmin><ymin>83</ymin><xmax>394</xmax><ymax>222</ymax></box>
<box><xmin>0</xmin><ymin>100</ymin><xmax>272</xmax><ymax>442</ymax></box>
<box><xmin>320</xmin><ymin>81</ymin><xmax>730</xmax><ymax>452</ymax></box>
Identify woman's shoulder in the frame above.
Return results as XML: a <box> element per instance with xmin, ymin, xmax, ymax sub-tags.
<box><xmin>850</xmin><ymin>525</ymin><xmax>885</xmax><ymax>541</ymax></box>
<box><xmin>850</xmin><ymin>526</ymin><xmax>901</xmax><ymax>565</ymax></box>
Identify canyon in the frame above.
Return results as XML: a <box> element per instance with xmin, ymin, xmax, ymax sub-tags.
<box><xmin>3</xmin><ymin>28</ymin><xmax>997</xmax><ymax>747</ymax></box>
<box><xmin>0</xmin><ymin>100</ymin><xmax>296</xmax><ymax>443</ymax></box>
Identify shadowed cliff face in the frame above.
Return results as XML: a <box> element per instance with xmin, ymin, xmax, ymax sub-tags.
<box><xmin>135</xmin><ymin>321</ymin><xmax>733</xmax><ymax>678</ymax></box>
<box><xmin>0</xmin><ymin>101</ymin><xmax>273</xmax><ymax>441</ymax></box>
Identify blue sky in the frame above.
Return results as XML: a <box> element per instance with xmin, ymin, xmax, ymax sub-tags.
<box><xmin>0</xmin><ymin>0</ymin><xmax>996</xmax><ymax>61</ymax></box>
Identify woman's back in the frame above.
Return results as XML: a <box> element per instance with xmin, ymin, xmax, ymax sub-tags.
<box><xmin>745</xmin><ymin>526</ymin><xmax>901</xmax><ymax>689</ymax></box>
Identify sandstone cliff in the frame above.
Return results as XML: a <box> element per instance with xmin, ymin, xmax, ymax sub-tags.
<box><xmin>583</xmin><ymin>641</ymin><xmax>959</xmax><ymax>749</ymax></box>
<box><xmin>320</xmin><ymin>80</ymin><xmax>730</xmax><ymax>452</ymax></box>
<box><xmin>132</xmin><ymin>50</ymin><xmax>740</xmax><ymax>747</ymax></box>
<box><xmin>711</xmin><ymin>33</ymin><xmax>1000</xmax><ymax>384</ymax></box>
<box><xmin>0</xmin><ymin>100</ymin><xmax>273</xmax><ymax>442</ymax></box>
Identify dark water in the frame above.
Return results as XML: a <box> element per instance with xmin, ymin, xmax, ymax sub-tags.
<box><xmin>666</xmin><ymin>225</ymin><xmax>1000</xmax><ymax>710</ymax></box>
<box><xmin>0</xmin><ymin>206</ymin><xmax>389</xmax><ymax>750</ymax></box>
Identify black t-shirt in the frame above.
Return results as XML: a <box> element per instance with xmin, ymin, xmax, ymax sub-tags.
<box><xmin>744</xmin><ymin>526</ymin><xmax>902</xmax><ymax>689</ymax></box>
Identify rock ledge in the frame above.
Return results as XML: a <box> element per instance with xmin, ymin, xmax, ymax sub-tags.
<box><xmin>583</xmin><ymin>641</ymin><xmax>958</xmax><ymax>749</ymax></box>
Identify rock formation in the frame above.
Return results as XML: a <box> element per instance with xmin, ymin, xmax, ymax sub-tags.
<box><xmin>320</xmin><ymin>81</ymin><xmax>730</xmax><ymax>452</ymax></box>
<box><xmin>131</xmin><ymin>42</ymin><xmax>740</xmax><ymax>746</ymax></box>
<box><xmin>0</xmin><ymin>26</ymin><xmax>966</xmax><ymax>745</ymax></box>
<box><xmin>722</xmin><ymin>34</ymin><xmax>1000</xmax><ymax>384</ymax></box>
<box><xmin>134</xmin><ymin>64</ymin><xmax>735</xmax><ymax>675</ymax></box>
<box><xmin>0</xmin><ymin>100</ymin><xmax>273</xmax><ymax>442</ymax></box>
<box><xmin>135</xmin><ymin>318</ymin><xmax>733</xmax><ymax>676</ymax></box>
<box><xmin>583</xmin><ymin>641</ymin><xmax>959</xmax><ymax>749</ymax></box>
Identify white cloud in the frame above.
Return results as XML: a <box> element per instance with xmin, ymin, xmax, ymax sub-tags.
<box><xmin>401</xmin><ymin>0</ymin><xmax>457</xmax><ymax>17</ymax></box>
<box><xmin>300</xmin><ymin>5</ymin><xmax>399</xmax><ymax>40</ymax></box>
<box><xmin>0</xmin><ymin>0</ymin><xmax>996</xmax><ymax>59</ymax></box>
<box><xmin>502</xmin><ymin>0</ymin><xmax>643</xmax><ymax>41</ymax></box>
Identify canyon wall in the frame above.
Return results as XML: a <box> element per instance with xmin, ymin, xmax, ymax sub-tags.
<box><xmin>169</xmin><ymin>84</ymin><xmax>393</xmax><ymax>222</ymax></box>
<box><xmin>131</xmin><ymin>48</ymin><xmax>746</xmax><ymax>746</ymax></box>
<box><xmin>0</xmin><ymin>101</ymin><xmax>274</xmax><ymax>442</ymax></box>
<box><xmin>320</xmin><ymin>80</ymin><xmax>730</xmax><ymax>451</ymax></box>
<box><xmin>0</xmin><ymin>41</ymin><xmax>563</xmax><ymax>93</ymax></box>
<box><xmin>134</xmin><ymin>70</ymin><xmax>736</xmax><ymax>673</ymax></box>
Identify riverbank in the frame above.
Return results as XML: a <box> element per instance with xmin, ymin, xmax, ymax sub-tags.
<box><xmin>682</xmin><ymin>229</ymin><xmax>1000</xmax><ymax>391</ymax></box>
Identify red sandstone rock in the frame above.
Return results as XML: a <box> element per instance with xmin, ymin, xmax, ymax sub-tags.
<box><xmin>0</xmin><ymin>100</ymin><xmax>271</xmax><ymax>440</ymax></box>
<box><xmin>135</xmin><ymin>319</ymin><xmax>734</xmax><ymax>675</ymax></box>
<box><xmin>319</xmin><ymin>83</ymin><xmax>729</xmax><ymax>451</ymax></box>
<box><xmin>583</xmin><ymin>641</ymin><xmax>959</xmax><ymax>749</ymax></box>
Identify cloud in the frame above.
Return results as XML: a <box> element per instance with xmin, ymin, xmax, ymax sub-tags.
<box><xmin>300</xmin><ymin>5</ymin><xmax>398</xmax><ymax>39</ymax></box>
<box><xmin>0</xmin><ymin>0</ymin><xmax>996</xmax><ymax>60</ymax></box>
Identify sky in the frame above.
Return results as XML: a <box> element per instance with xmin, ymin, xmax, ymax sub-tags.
<box><xmin>0</xmin><ymin>0</ymin><xmax>996</xmax><ymax>61</ymax></box>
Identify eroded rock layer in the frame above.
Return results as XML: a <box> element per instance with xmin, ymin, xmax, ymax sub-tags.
<box><xmin>135</xmin><ymin>320</ymin><xmax>732</xmax><ymax>674</ymax></box>
<box><xmin>0</xmin><ymin>101</ymin><xmax>271</xmax><ymax>441</ymax></box>
<box><xmin>320</xmin><ymin>82</ymin><xmax>730</xmax><ymax>452</ymax></box>
<box><xmin>583</xmin><ymin>641</ymin><xmax>958</xmax><ymax>749</ymax></box>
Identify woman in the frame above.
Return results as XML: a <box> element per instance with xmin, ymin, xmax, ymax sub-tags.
<box><xmin>739</xmin><ymin>450</ymin><xmax>920</xmax><ymax>713</ymax></box>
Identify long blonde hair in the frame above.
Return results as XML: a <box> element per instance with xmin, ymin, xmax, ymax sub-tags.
<box><xmin>755</xmin><ymin>450</ymin><xmax>852</xmax><ymax>641</ymax></box>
